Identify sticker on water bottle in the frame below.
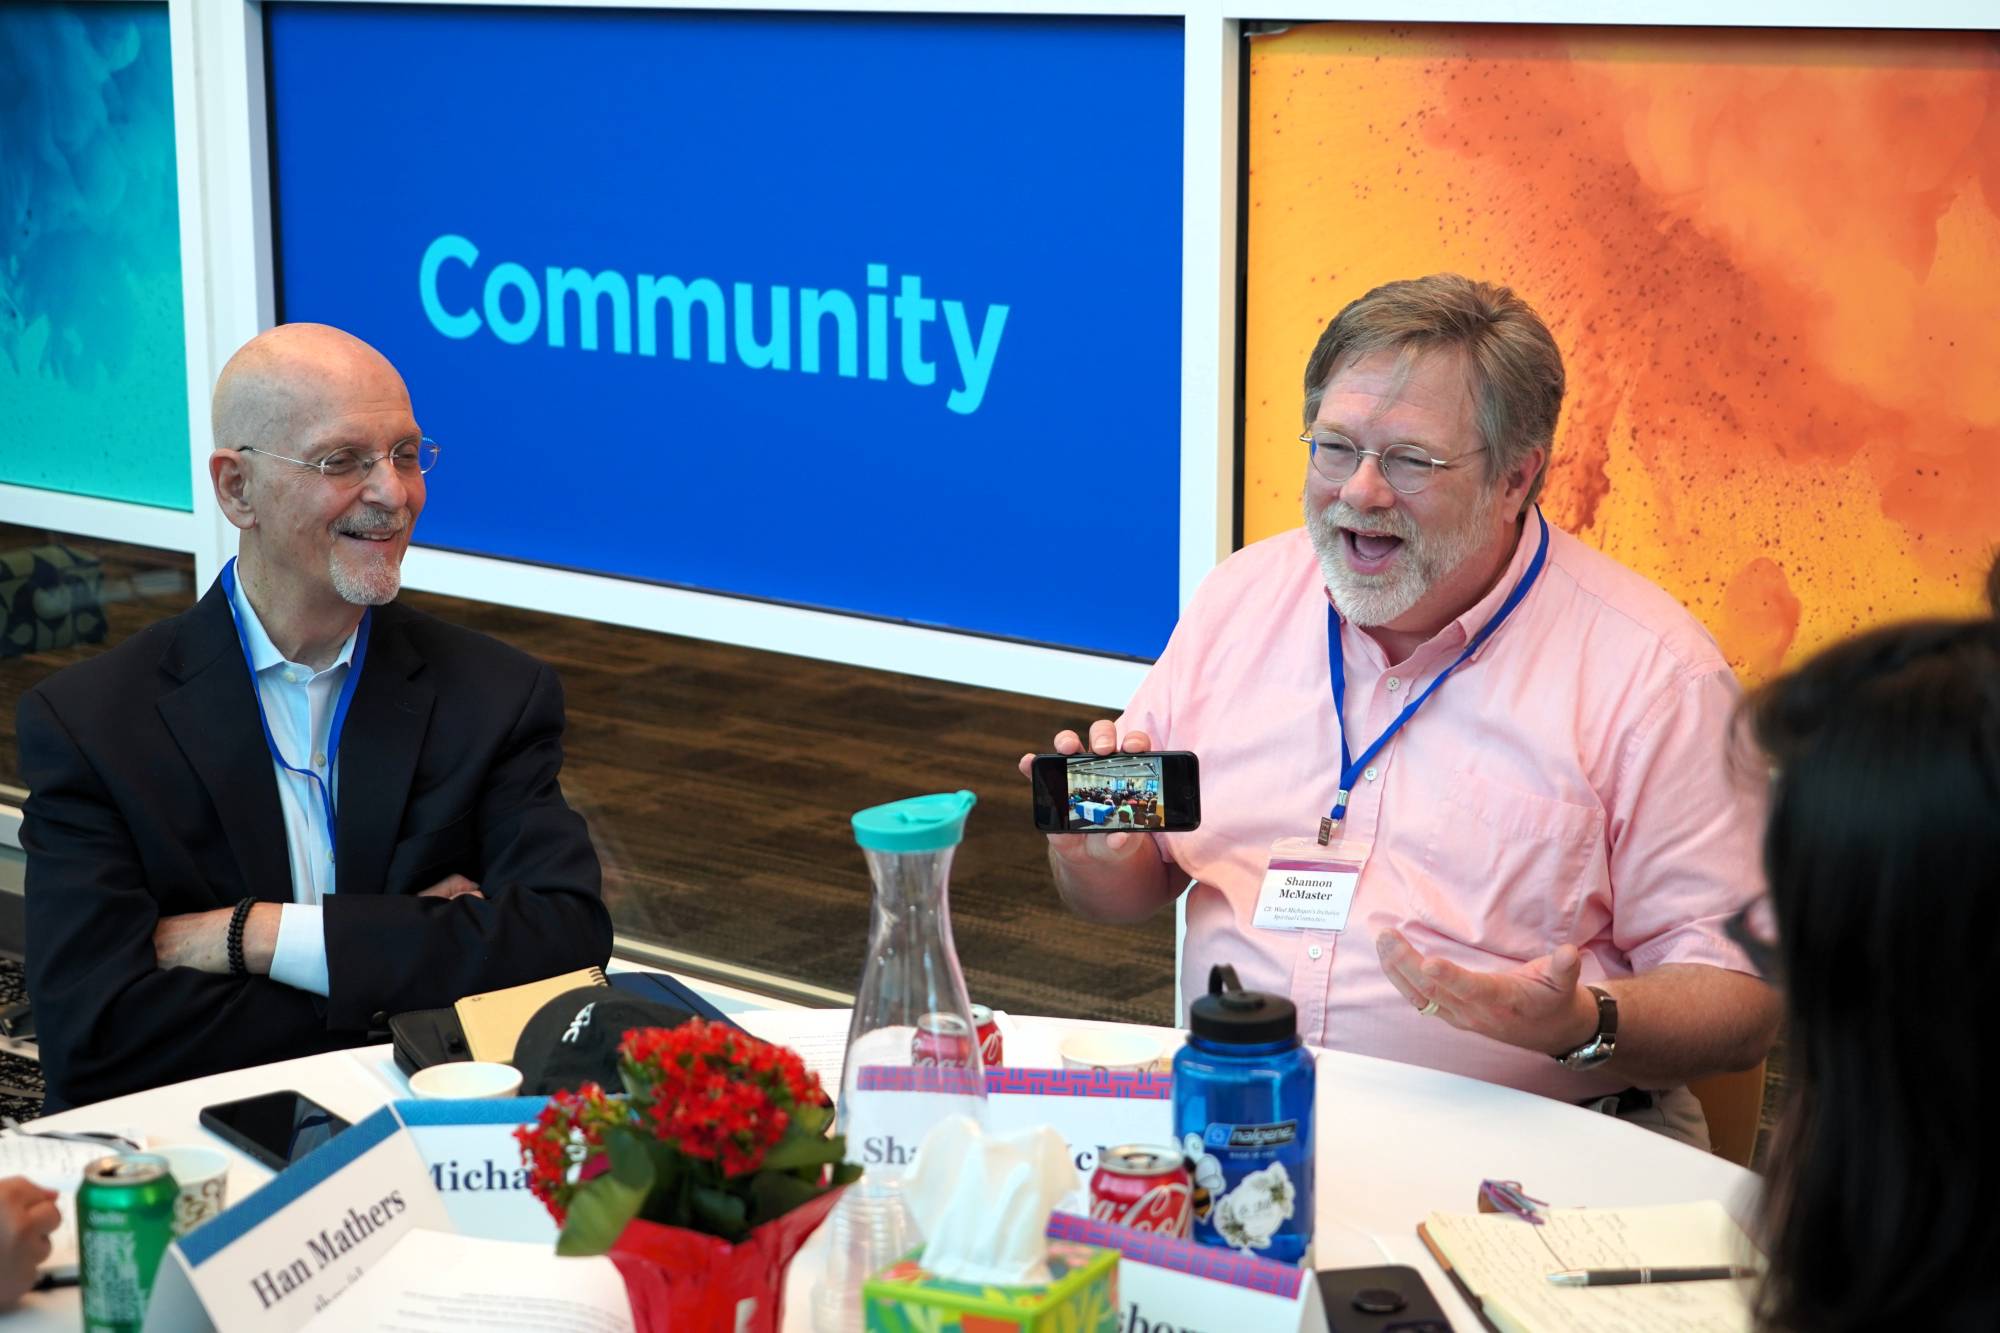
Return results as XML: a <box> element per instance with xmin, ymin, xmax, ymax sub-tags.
<box><xmin>1187</xmin><ymin>1121</ymin><xmax>1309</xmax><ymax>1257</ymax></box>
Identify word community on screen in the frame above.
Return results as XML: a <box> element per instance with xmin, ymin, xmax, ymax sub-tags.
<box><xmin>419</xmin><ymin>233</ymin><xmax>1011</xmax><ymax>415</ymax></box>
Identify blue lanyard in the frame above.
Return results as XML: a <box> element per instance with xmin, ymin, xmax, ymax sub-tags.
<box><xmin>219</xmin><ymin>558</ymin><xmax>371</xmax><ymax>862</ymax></box>
<box><xmin>1321</xmin><ymin>508</ymin><xmax>1550</xmax><ymax>843</ymax></box>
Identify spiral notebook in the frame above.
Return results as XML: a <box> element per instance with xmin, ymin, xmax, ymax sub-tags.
<box><xmin>452</xmin><ymin>967</ymin><xmax>607</xmax><ymax>1063</ymax></box>
<box><xmin>1416</xmin><ymin>1200</ymin><xmax>1761</xmax><ymax>1333</ymax></box>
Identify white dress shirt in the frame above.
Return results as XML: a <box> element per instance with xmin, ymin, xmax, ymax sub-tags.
<box><xmin>225</xmin><ymin>575</ymin><xmax>356</xmax><ymax>997</ymax></box>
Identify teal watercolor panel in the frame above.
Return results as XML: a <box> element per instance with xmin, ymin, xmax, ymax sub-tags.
<box><xmin>0</xmin><ymin>2</ymin><xmax>191</xmax><ymax>511</ymax></box>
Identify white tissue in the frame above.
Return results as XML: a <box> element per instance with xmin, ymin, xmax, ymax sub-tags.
<box><xmin>903</xmin><ymin>1116</ymin><xmax>1080</xmax><ymax>1287</ymax></box>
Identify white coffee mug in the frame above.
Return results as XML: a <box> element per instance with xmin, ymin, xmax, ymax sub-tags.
<box><xmin>154</xmin><ymin>1145</ymin><xmax>230</xmax><ymax>1236</ymax></box>
<box><xmin>407</xmin><ymin>1061</ymin><xmax>525</xmax><ymax>1100</ymax></box>
<box><xmin>1059</xmin><ymin>1030</ymin><xmax>1168</xmax><ymax>1074</ymax></box>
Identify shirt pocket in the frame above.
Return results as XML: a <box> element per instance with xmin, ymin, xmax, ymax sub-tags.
<box><xmin>1413</xmin><ymin>769</ymin><xmax>1605</xmax><ymax>960</ymax></box>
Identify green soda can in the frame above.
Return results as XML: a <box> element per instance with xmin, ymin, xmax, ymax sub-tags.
<box><xmin>77</xmin><ymin>1153</ymin><xmax>177</xmax><ymax>1333</ymax></box>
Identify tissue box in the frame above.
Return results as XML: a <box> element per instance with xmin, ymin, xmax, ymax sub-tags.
<box><xmin>862</xmin><ymin>1240</ymin><xmax>1118</xmax><ymax>1332</ymax></box>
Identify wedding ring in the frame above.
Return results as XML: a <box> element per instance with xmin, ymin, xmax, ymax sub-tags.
<box><xmin>1417</xmin><ymin>997</ymin><xmax>1440</xmax><ymax>1017</ymax></box>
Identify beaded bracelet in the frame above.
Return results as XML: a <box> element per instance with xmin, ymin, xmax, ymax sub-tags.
<box><xmin>226</xmin><ymin>897</ymin><xmax>255</xmax><ymax>977</ymax></box>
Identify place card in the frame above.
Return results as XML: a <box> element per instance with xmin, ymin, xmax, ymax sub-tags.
<box><xmin>1046</xmin><ymin>1211</ymin><xmax>1326</xmax><ymax>1333</ymax></box>
<box><xmin>851</xmin><ymin>1066</ymin><xmax>1174</xmax><ymax>1176</ymax></box>
<box><xmin>145</xmin><ymin>1098</ymin><xmax>553</xmax><ymax>1331</ymax></box>
<box><xmin>146</xmin><ymin>1106</ymin><xmax>448</xmax><ymax>1332</ymax></box>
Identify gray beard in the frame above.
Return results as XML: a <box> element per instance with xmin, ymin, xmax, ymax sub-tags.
<box><xmin>330</xmin><ymin>554</ymin><xmax>401</xmax><ymax>606</ymax></box>
<box><xmin>329</xmin><ymin>512</ymin><xmax>407</xmax><ymax>606</ymax></box>
<box><xmin>1305</xmin><ymin>494</ymin><xmax>1495</xmax><ymax>627</ymax></box>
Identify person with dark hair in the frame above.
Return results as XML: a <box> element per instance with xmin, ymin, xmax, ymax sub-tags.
<box><xmin>1024</xmin><ymin>275</ymin><xmax>1778</xmax><ymax>1146</ymax></box>
<box><xmin>1744</xmin><ymin>554</ymin><xmax>2000</xmax><ymax>1332</ymax></box>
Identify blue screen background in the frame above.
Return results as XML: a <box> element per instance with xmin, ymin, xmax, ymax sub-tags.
<box><xmin>266</xmin><ymin>6</ymin><xmax>1184</xmax><ymax>659</ymax></box>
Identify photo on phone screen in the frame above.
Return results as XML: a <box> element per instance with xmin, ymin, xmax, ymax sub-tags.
<box><xmin>1031</xmin><ymin>751</ymin><xmax>1200</xmax><ymax>833</ymax></box>
<box><xmin>198</xmin><ymin>1090</ymin><xmax>351</xmax><ymax>1171</ymax></box>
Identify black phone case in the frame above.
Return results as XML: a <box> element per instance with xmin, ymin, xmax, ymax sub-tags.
<box><xmin>198</xmin><ymin>1091</ymin><xmax>349</xmax><ymax>1172</ymax></box>
<box><xmin>1317</xmin><ymin>1264</ymin><xmax>1456</xmax><ymax>1333</ymax></box>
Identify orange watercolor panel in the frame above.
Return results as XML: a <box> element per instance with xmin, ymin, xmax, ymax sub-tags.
<box><xmin>1242</xmin><ymin>24</ymin><xmax>2000</xmax><ymax>681</ymax></box>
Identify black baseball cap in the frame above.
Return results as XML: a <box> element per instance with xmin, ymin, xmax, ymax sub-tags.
<box><xmin>511</xmin><ymin>988</ymin><xmax>701</xmax><ymax>1095</ymax></box>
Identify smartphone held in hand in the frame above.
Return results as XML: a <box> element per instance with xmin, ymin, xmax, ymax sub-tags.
<box><xmin>1030</xmin><ymin>751</ymin><xmax>1200</xmax><ymax>833</ymax></box>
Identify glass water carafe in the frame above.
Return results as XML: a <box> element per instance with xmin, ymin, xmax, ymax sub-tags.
<box><xmin>811</xmin><ymin>790</ymin><xmax>988</xmax><ymax>1333</ymax></box>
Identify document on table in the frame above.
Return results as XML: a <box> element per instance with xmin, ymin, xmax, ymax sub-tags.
<box><xmin>1419</xmin><ymin>1200</ymin><xmax>1762</xmax><ymax>1333</ymax></box>
<box><xmin>301</xmin><ymin>1230</ymin><xmax>634</xmax><ymax>1332</ymax></box>
<box><xmin>734</xmin><ymin>1007</ymin><xmax>853</xmax><ymax>1093</ymax></box>
<box><xmin>0</xmin><ymin>1131</ymin><xmax>141</xmax><ymax>1276</ymax></box>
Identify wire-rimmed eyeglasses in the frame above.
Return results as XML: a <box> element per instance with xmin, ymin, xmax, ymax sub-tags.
<box><xmin>1300</xmin><ymin>432</ymin><xmax>1482</xmax><ymax>496</ymax></box>
<box><xmin>239</xmin><ymin>437</ymin><xmax>440</xmax><ymax>485</ymax></box>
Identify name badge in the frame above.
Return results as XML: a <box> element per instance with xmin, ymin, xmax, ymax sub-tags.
<box><xmin>1253</xmin><ymin>836</ymin><xmax>1368</xmax><ymax>932</ymax></box>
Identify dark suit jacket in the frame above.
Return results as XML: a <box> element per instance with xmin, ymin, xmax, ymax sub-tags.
<box><xmin>18</xmin><ymin>583</ymin><xmax>613</xmax><ymax>1111</ymax></box>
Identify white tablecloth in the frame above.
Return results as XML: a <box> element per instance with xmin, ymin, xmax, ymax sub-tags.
<box><xmin>14</xmin><ymin>1009</ymin><xmax>1759</xmax><ymax>1330</ymax></box>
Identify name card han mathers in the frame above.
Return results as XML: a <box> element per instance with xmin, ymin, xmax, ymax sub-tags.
<box><xmin>145</xmin><ymin>1098</ymin><xmax>551</xmax><ymax>1332</ymax></box>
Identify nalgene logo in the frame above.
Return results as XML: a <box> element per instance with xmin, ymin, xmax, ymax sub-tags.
<box><xmin>1206</xmin><ymin>1120</ymin><xmax>1299</xmax><ymax>1150</ymax></box>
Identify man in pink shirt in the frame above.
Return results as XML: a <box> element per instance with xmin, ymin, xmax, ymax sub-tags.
<box><xmin>1024</xmin><ymin>275</ymin><xmax>1778</xmax><ymax>1145</ymax></box>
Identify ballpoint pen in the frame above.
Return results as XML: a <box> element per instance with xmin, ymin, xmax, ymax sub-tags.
<box><xmin>1548</xmin><ymin>1265</ymin><xmax>1758</xmax><ymax>1286</ymax></box>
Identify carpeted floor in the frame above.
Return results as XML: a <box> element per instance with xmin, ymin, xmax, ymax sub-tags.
<box><xmin>394</xmin><ymin>588</ymin><xmax>1180</xmax><ymax>1027</ymax></box>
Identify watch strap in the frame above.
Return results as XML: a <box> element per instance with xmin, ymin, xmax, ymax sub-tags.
<box><xmin>1556</xmin><ymin>984</ymin><xmax>1617</xmax><ymax>1068</ymax></box>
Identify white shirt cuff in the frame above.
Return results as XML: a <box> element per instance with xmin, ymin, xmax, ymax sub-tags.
<box><xmin>269</xmin><ymin>904</ymin><xmax>331</xmax><ymax>997</ymax></box>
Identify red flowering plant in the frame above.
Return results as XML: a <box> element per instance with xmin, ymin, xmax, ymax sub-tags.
<box><xmin>515</xmin><ymin>1020</ymin><xmax>862</xmax><ymax>1255</ymax></box>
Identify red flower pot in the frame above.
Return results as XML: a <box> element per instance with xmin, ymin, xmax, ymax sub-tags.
<box><xmin>608</xmin><ymin>1186</ymin><xmax>846</xmax><ymax>1332</ymax></box>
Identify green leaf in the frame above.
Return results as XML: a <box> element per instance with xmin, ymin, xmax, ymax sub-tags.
<box><xmin>556</xmin><ymin>1131</ymin><xmax>655</xmax><ymax>1256</ymax></box>
<box><xmin>760</xmin><ymin>1124</ymin><xmax>848</xmax><ymax>1174</ymax></box>
<box><xmin>745</xmin><ymin>1170</ymin><xmax>823</xmax><ymax>1227</ymax></box>
<box><xmin>690</xmin><ymin>1185</ymin><xmax>749</xmax><ymax>1240</ymax></box>
<box><xmin>791</xmin><ymin>1101</ymin><xmax>833</xmax><ymax>1137</ymax></box>
<box><xmin>831</xmin><ymin>1161</ymin><xmax>864</xmax><ymax>1187</ymax></box>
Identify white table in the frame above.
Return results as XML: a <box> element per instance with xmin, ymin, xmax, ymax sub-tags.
<box><xmin>15</xmin><ymin>1010</ymin><xmax>1759</xmax><ymax>1331</ymax></box>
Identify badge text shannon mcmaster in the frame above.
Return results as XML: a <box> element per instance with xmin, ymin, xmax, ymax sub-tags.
<box><xmin>419</xmin><ymin>234</ymin><xmax>1011</xmax><ymax>414</ymax></box>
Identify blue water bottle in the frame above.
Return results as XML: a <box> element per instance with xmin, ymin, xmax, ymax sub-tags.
<box><xmin>1172</xmin><ymin>964</ymin><xmax>1316</xmax><ymax>1264</ymax></box>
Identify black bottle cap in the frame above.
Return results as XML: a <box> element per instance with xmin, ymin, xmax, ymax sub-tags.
<box><xmin>1188</xmin><ymin>964</ymin><xmax>1297</xmax><ymax>1045</ymax></box>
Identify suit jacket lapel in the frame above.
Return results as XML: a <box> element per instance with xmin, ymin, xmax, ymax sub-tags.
<box><xmin>335</xmin><ymin>605</ymin><xmax>434</xmax><ymax>897</ymax></box>
<box><xmin>157</xmin><ymin>584</ymin><xmax>292</xmax><ymax>906</ymax></box>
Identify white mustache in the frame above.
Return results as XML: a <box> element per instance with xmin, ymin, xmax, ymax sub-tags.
<box><xmin>1319</xmin><ymin>501</ymin><xmax>1416</xmax><ymax>542</ymax></box>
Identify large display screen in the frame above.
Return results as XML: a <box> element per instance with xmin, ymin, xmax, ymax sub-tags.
<box><xmin>1241</xmin><ymin>24</ymin><xmax>2000</xmax><ymax>681</ymax></box>
<box><xmin>1</xmin><ymin>2</ymin><xmax>189</xmax><ymax>509</ymax></box>
<box><xmin>266</xmin><ymin>6</ymin><xmax>1184</xmax><ymax>658</ymax></box>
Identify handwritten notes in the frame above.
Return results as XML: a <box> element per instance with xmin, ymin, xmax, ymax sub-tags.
<box><xmin>0</xmin><ymin>1131</ymin><xmax>140</xmax><ymax>1274</ymax></box>
<box><xmin>1422</xmin><ymin>1201</ymin><xmax>1763</xmax><ymax>1333</ymax></box>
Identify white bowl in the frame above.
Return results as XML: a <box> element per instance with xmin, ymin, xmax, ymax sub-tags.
<box><xmin>407</xmin><ymin>1061</ymin><xmax>525</xmax><ymax>1100</ymax></box>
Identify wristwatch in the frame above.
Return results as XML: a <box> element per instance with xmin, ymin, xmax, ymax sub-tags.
<box><xmin>1555</xmin><ymin>985</ymin><xmax>1617</xmax><ymax>1070</ymax></box>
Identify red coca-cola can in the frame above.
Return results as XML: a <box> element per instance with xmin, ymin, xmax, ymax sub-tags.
<box><xmin>970</xmin><ymin>1004</ymin><xmax>1003</xmax><ymax>1068</ymax></box>
<box><xmin>1089</xmin><ymin>1144</ymin><xmax>1192</xmax><ymax>1238</ymax></box>
<box><xmin>910</xmin><ymin>1012</ymin><xmax>975</xmax><ymax>1068</ymax></box>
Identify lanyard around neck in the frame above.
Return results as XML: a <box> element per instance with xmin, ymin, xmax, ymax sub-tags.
<box><xmin>1321</xmin><ymin>508</ymin><xmax>1550</xmax><ymax>843</ymax></box>
<box><xmin>219</xmin><ymin>557</ymin><xmax>371</xmax><ymax>861</ymax></box>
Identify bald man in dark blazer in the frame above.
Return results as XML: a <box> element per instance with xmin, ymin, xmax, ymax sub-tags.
<box><xmin>19</xmin><ymin>325</ymin><xmax>609</xmax><ymax>1111</ymax></box>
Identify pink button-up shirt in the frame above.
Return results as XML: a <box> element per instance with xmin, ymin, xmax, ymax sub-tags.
<box><xmin>1121</xmin><ymin>517</ymin><xmax>1762</xmax><ymax>1102</ymax></box>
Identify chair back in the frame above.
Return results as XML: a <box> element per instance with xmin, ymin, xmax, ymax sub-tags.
<box><xmin>1688</xmin><ymin>1061</ymin><xmax>1768</xmax><ymax>1167</ymax></box>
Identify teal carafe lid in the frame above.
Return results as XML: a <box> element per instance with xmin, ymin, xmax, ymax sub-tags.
<box><xmin>851</xmin><ymin>790</ymin><xmax>977</xmax><ymax>853</ymax></box>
